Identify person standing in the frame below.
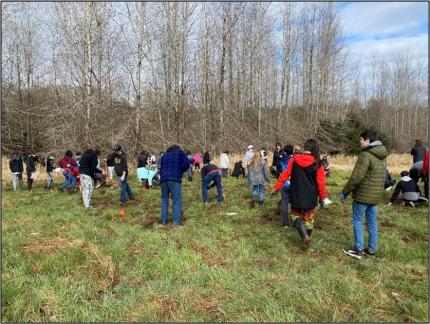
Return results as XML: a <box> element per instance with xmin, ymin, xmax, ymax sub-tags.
<box><xmin>159</xmin><ymin>145</ymin><xmax>190</xmax><ymax>225</ymax></box>
<box><xmin>220</xmin><ymin>151</ymin><xmax>230</xmax><ymax>178</ymax></box>
<box><xmin>25</xmin><ymin>153</ymin><xmax>38</xmax><ymax>195</ymax></box>
<box><xmin>249</xmin><ymin>150</ymin><xmax>271</xmax><ymax>208</ymax></box>
<box><xmin>185</xmin><ymin>150</ymin><xmax>194</xmax><ymax>182</ymax></box>
<box><xmin>272</xmin><ymin>143</ymin><xmax>283</xmax><ymax>178</ymax></box>
<box><xmin>271</xmin><ymin>139</ymin><xmax>332</xmax><ymax>248</ymax></box>
<box><xmin>113</xmin><ymin>144</ymin><xmax>134</xmax><ymax>205</ymax></box>
<box><xmin>79</xmin><ymin>145</ymin><xmax>98</xmax><ymax>208</ymax></box>
<box><xmin>106</xmin><ymin>151</ymin><xmax>115</xmax><ymax>181</ymax></box>
<box><xmin>9</xmin><ymin>152</ymin><xmax>24</xmax><ymax>191</ymax></box>
<box><xmin>244</xmin><ymin>145</ymin><xmax>255</xmax><ymax>188</ymax></box>
<box><xmin>340</xmin><ymin>130</ymin><xmax>389</xmax><ymax>259</ymax></box>
<box><xmin>45</xmin><ymin>154</ymin><xmax>56</xmax><ymax>189</ymax></box>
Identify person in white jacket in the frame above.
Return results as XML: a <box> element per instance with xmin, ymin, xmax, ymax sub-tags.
<box><xmin>220</xmin><ymin>151</ymin><xmax>230</xmax><ymax>178</ymax></box>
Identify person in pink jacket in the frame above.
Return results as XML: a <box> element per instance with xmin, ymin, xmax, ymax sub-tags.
<box><xmin>193</xmin><ymin>153</ymin><xmax>202</xmax><ymax>171</ymax></box>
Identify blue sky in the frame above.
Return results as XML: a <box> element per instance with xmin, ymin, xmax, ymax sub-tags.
<box><xmin>338</xmin><ymin>2</ymin><xmax>428</xmax><ymax>63</ymax></box>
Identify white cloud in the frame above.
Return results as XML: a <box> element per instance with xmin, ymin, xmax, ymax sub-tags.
<box><xmin>345</xmin><ymin>34</ymin><xmax>428</xmax><ymax>62</ymax></box>
<box><xmin>340</xmin><ymin>2</ymin><xmax>428</xmax><ymax>38</ymax></box>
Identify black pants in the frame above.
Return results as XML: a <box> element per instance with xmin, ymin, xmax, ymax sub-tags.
<box><xmin>280</xmin><ymin>187</ymin><xmax>290</xmax><ymax>226</ymax></box>
<box><xmin>27</xmin><ymin>175</ymin><xmax>33</xmax><ymax>190</ymax></box>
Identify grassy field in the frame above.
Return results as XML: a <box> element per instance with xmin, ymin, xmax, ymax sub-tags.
<box><xmin>2</xmin><ymin>170</ymin><xmax>428</xmax><ymax>322</ymax></box>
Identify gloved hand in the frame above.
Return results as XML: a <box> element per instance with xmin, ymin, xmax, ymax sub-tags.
<box><xmin>386</xmin><ymin>202</ymin><xmax>392</xmax><ymax>206</ymax></box>
<box><xmin>120</xmin><ymin>175</ymin><xmax>125</xmax><ymax>182</ymax></box>
<box><xmin>322</xmin><ymin>197</ymin><xmax>332</xmax><ymax>206</ymax></box>
<box><xmin>339</xmin><ymin>193</ymin><xmax>346</xmax><ymax>204</ymax></box>
<box><xmin>269</xmin><ymin>190</ymin><xmax>278</xmax><ymax>198</ymax></box>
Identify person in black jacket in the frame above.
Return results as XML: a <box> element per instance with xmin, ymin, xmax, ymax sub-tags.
<box><xmin>113</xmin><ymin>144</ymin><xmax>134</xmax><ymax>205</ymax></box>
<box><xmin>9</xmin><ymin>152</ymin><xmax>24</xmax><ymax>191</ymax></box>
<box><xmin>106</xmin><ymin>151</ymin><xmax>115</xmax><ymax>181</ymax></box>
<box><xmin>388</xmin><ymin>171</ymin><xmax>428</xmax><ymax>207</ymax></box>
<box><xmin>137</xmin><ymin>150</ymin><xmax>149</xmax><ymax>187</ymax></box>
<box><xmin>25</xmin><ymin>153</ymin><xmax>38</xmax><ymax>195</ymax></box>
<box><xmin>79</xmin><ymin>145</ymin><xmax>98</xmax><ymax>208</ymax></box>
<box><xmin>45</xmin><ymin>154</ymin><xmax>56</xmax><ymax>189</ymax></box>
<box><xmin>272</xmin><ymin>143</ymin><xmax>283</xmax><ymax>178</ymax></box>
<box><xmin>201</xmin><ymin>159</ymin><xmax>224</xmax><ymax>204</ymax></box>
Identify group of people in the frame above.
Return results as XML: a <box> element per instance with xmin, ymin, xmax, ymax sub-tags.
<box><xmin>8</xmin><ymin>132</ymin><xmax>429</xmax><ymax>259</ymax></box>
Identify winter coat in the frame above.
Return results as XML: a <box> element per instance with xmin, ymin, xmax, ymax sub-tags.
<box><xmin>46</xmin><ymin>157</ymin><xmax>55</xmax><ymax>173</ymax></box>
<box><xmin>220</xmin><ymin>153</ymin><xmax>229</xmax><ymax>169</ymax></box>
<box><xmin>79</xmin><ymin>149</ymin><xmax>98</xmax><ymax>178</ymax></box>
<box><xmin>249</xmin><ymin>162</ymin><xmax>271</xmax><ymax>186</ymax></box>
<box><xmin>201</xmin><ymin>164</ymin><xmax>220</xmax><ymax>179</ymax></box>
<box><xmin>114</xmin><ymin>152</ymin><xmax>128</xmax><ymax>177</ymax></box>
<box><xmin>9</xmin><ymin>155</ymin><xmax>24</xmax><ymax>174</ymax></box>
<box><xmin>58</xmin><ymin>156</ymin><xmax>78</xmax><ymax>169</ymax></box>
<box><xmin>342</xmin><ymin>141</ymin><xmax>389</xmax><ymax>205</ymax></box>
<box><xmin>160</xmin><ymin>149</ymin><xmax>190</xmax><ymax>183</ymax></box>
<box><xmin>272</xmin><ymin>149</ymin><xmax>282</xmax><ymax>167</ymax></box>
<box><xmin>390</xmin><ymin>176</ymin><xmax>421</xmax><ymax>202</ymax></box>
<box><xmin>274</xmin><ymin>153</ymin><xmax>327</xmax><ymax>209</ymax></box>
<box><xmin>411</xmin><ymin>145</ymin><xmax>426</xmax><ymax>163</ymax></box>
<box><xmin>26</xmin><ymin>155</ymin><xmax>37</xmax><ymax>175</ymax></box>
<box><xmin>106</xmin><ymin>153</ymin><xmax>115</xmax><ymax>167</ymax></box>
<box><xmin>193</xmin><ymin>153</ymin><xmax>201</xmax><ymax>164</ymax></box>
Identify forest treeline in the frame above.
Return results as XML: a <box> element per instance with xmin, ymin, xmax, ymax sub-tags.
<box><xmin>2</xmin><ymin>2</ymin><xmax>428</xmax><ymax>156</ymax></box>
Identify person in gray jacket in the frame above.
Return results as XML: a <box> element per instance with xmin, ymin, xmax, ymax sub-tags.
<box><xmin>249</xmin><ymin>150</ymin><xmax>271</xmax><ymax>208</ymax></box>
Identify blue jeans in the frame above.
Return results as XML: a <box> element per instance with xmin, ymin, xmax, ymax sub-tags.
<box><xmin>202</xmin><ymin>172</ymin><xmax>224</xmax><ymax>203</ymax></box>
<box><xmin>60</xmin><ymin>171</ymin><xmax>77</xmax><ymax>191</ymax></box>
<box><xmin>160</xmin><ymin>181</ymin><xmax>182</xmax><ymax>225</ymax></box>
<box><xmin>117</xmin><ymin>176</ymin><xmax>133</xmax><ymax>203</ymax></box>
<box><xmin>352</xmin><ymin>200</ymin><xmax>378</xmax><ymax>252</ymax></box>
<box><xmin>252</xmin><ymin>184</ymin><xmax>265</xmax><ymax>201</ymax></box>
<box><xmin>280</xmin><ymin>187</ymin><xmax>290</xmax><ymax>226</ymax></box>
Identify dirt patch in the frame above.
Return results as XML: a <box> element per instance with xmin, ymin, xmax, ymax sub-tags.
<box><xmin>402</xmin><ymin>234</ymin><xmax>428</xmax><ymax>243</ymax></box>
<box><xmin>148</xmin><ymin>294</ymin><xmax>180</xmax><ymax>320</ymax></box>
<box><xmin>140</xmin><ymin>212</ymin><xmax>159</xmax><ymax>228</ymax></box>
<box><xmin>259</xmin><ymin>212</ymin><xmax>279</xmax><ymax>224</ymax></box>
<box><xmin>23</xmin><ymin>239</ymin><xmax>85</xmax><ymax>254</ymax></box>
<box><xmin>380</xmin><ymin>219</ymin><xmax>396</xmax><ymax>228</ymax></box>
<box><xmin>192</xmin><ymin>297</ymin><xmax>220</xmax><ymax>317</ymax></box>
<box><xmin>160</xmin><ymin>224</ymin><xmax>175</xmax><ymax>232</ymax></box>
<box><xmin>39</xmin><ymin>291</ymin><xmax>58</xmax><ymax>319</ymax></box>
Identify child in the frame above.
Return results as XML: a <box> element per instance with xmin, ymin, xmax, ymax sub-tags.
<box><xmin>9</xmin><ymin>152</ymin><xmax>24</xmax><ymax>191</ymax></box>
<box><xmin>201</xmin><ymin>155</ymin><xmax>224</xmax><ymax>204</ymax></box>
<box><xmin>137</xmin><ymin>150</ymin><xmax>149</xmax><ymax>187</ymax></box>
<box><xmin>106</xmin><ymin>151</ymin><xmax>115</xmax><ymax>180</ymax></box>
<box><xmin>249</xmin><ymin>150</ymin><xmax>271</xmax><ymax>208</ymax></box>
<box><xmin>271</xmin><ymin>139</ymin><xmax>332</xmax><ymax>248</ymax></box>
<box><xmin>388</xmin><ymin>171</ymin><xmax>428</xmax><ymax>207</ymax></box>
<box><xmin>25</xmin><ymin>153</ymin><xmax>39</xmax><ymax>195</ymax></box>
<box><xmin>58</xmin><ymin>150</ymin><xmax>78</xmax><ymax>192</ymax></box>
<box><xmin>231</xmin><ymin>160</ymin><xmax>246</xmax><ymax>178</ymax></box>
<box><xmin>113</xmin><ymin>144</ymin><xmax>134</xmax><ymax>205</ymax></box>
<box><xmin>193</xmin><ymin>152</ymin><xmax>201</xmax><ymax>171</ymax></box>
<box><xmin>279</xmin><ymin>144</ymin><xmax>294</xmax><ymax>227</ymax></box>
<box><xmin>45</xmin><ymin>154</ymin><xmax>55</xmax><ymax>189</ymax></box>
<box><xmin>220</xmin><ymin>150</ymin><xmax>230</xmax><ymax>178</ymax></box>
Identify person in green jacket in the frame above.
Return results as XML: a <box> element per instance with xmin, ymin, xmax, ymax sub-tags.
<box><xmin>340</xmin><ymin>130</ymin><xmax>389</xmax><ymax>259</ymax></box>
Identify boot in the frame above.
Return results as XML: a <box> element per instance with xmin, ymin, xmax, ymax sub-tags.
<box><xmin>28</xmin><ymin>189</ymin><xmax>33</xmax><ymax>196</ymax></box>
<box><xmin>258</xmin><ymin>200</ymin><xmax>264</xmax><ymax>208</ymax></box>
<box><xmin>250</xmin><ymin>200</ymin><xmax>255</xmax><ymax>209</ymax></box>
<box><xmin>293</xmin><ymin>219</ymin><xmax>311</xmax><ymax>246</ymax></box>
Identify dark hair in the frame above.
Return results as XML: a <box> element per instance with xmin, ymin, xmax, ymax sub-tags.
<box><xmin>203</xmin><ymin>151</ymin><xmax>211</xmax><ymax>164</ymax></box>
<box><xmin>95</xmin><ymin>149</ymin><xmax>101</xmax><ymax>156</ymax></box>
<box><xmin>184</xmin><ymin>149</ymin><xmax>191</xmax><ymax>155</ymax></box>
<box><xmin>65</xmin><ymin>150</ymin><xmax>73</xmax><ymax>157</ymax></box>
<box><xmin>360</xmin><ymin>129</ymin><xmax>378</xmax><ymax>143</ymax></box>
<box><xmin>304</xmin><ymin>139</ymin><xmax>321</xmax><ymax>169</ymax></box>
<box><xmin>166</xmin><ymin>145</ymin><xmax>180</xmax><ymax>152</ymax></box>
<box><xmin>415</xmin><ymin>139</ymin><xmax>423</xmax><ymax>146</ymax></box>
<box><xmin>76</xmin><ymin>151</ymin><xmax>81</xmax><ymax>156</ymax></box>
<box><xmin>400</xmin><ymin>170</ymin><xmax>409</xmax><ymax>177</ymax></box>
<box><xmin>283</xmin><ymin>144</ymin><xmax>294</xmax><ymax>156</ymax></box>
<box><xmin>276</xmin><ymin>142</ymin><xmax>282</xmax><ymax>148</ymax></box>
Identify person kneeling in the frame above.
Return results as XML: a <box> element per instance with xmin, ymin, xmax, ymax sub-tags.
<box><xmin>388</xmin><ymin>170</ymin><xmax>428</xmax><ymax>207</ymax></box>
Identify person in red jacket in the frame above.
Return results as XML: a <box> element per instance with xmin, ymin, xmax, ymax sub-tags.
<box><xmin>423</xmin><ymin>149</ymin><xmax>428</xmax><ymax>198</ymax></box>
<box><xmin>271</xmin><ymin>139</ymin><xmax>332</xmax><ymax>248</ymax></box>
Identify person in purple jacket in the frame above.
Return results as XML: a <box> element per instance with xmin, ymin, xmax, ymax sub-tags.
<box><xmin>159</xmin><ymin>145</ymin><xmax>190</xmax><ymax>226</ymax></box>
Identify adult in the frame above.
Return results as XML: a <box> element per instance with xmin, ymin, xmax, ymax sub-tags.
<box><xmin>201</xmin><ymin>156</ymin><xmax>224</xmax><ymax>204</ymax></box>
<box><xmin>159</xmin><ymin>145</ymin><xmax>190</xmax><ymax>225</ymax></box>
<box><xmin>272</xmin><ymin>143</ymin><xmax>283</xmax><ymax>178</ymax></box>
<box><xmin>219</xmin><ymin>150</ymin><xmax>230</xmax><ymax>178</ymax></box>
<box><xmin>340</xmin><ymin>130</ymin><xmax>388</xmax><ymax>259</ymax></box>
<box><xmin>137</xmin><ymin>150</ymin><xmax>149</xmax><ymax>187</ymax></box>
<box><xmin>79</xmin><ymin>145</ymin><xmax>99</xmax><ymax>208</ymax></box>
<box><xmin>244</xmin><ymin>145</ymin><xmax>255</xmax><ymax>188</ymax></box>
<box><xmin>106</xmin><ymin>151</ymin><xmax>115</xmax><ymax>181</ymax></box>
<box><xmin>185</xmin><ymin>150</ymin><xmax>194</xmax><ymax>182</ymax></box>
<box><xmin>113</xmin><ymin>144</ymin><xmax>134</xmax><ymax>205</ymax></box>
<box><xmin>25</xmin><ymin>153</ymin><xmax>38</xmax><ymax>195</ymax></box>
<box><xmin>9</xmin><ymin>152</ymin><xmax>24</xmax><ymax>191</ymax></box>
<box><xmin>410</xmin><ymin>139</ymin><xmax>427</xmax><ymax>183</ymax></box>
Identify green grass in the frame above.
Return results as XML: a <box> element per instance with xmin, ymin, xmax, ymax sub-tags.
<box><xmin>2</xmin><ymin>171</ymin><xmax>428</xmax><ymax>322</ymax></box>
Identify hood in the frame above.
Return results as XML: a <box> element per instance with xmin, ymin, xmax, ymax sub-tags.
<box><xmin>293</xmin><ymin>153</ymin><xmax>317</xmax><ymax>168</ymax></box>
<box><xmin>365</xmin><ymin>141</ymin><xmax>389</xmax><ymax>160</ymax></box>
<box><xmin>400</xmin><ymin>176</ymin><xmax>412</xmax><ymax>182</ymax></box>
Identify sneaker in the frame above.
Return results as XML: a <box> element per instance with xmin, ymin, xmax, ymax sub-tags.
<box><xmin>408</xmin><ymin>201</ymin><xmax>415</xmax><ymax>208</ymax></box>
<box><xmin>363</xmin><ymin>248</ymin><xmax>375</xmax><ymax>257</ymax></box>
<box><xmin>342</xmin><ymin>247</ymin><xmax>364</xmax><ymax>260</ymax></box>
<box><xmin>158</xmin><ymin>220</ymin><xmax>167</xmax><ymax>225</ymax></box>
<box><xmin>129</xmin><ymin>196</ymin><xmax>135</xmax><ymax>201</ymax></box>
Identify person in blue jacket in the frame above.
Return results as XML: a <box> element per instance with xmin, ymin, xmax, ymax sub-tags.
<box><xmin>159</xmin><ymin>145</ymin><xmax>190</xmax><ymax>226</ymax></box>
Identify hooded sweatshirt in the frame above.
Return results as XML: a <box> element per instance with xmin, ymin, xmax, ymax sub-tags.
<box><xmin>390</xmin><ymin>176</ymin><xmax>421</xmax><ymax>202</ymax></box>
<box><xmin>274</xmin><ymin>153</ymin><xmax>327</xmax><ymax>209</ymax></box>
<box><xmin>342</xmin><ymin>141</ymin><xmax>389</xmax><ymax>205</ymax></box>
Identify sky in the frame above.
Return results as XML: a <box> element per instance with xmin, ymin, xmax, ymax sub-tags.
<box><xmin>337</xmin><ymin>2</ymin><xmax>428</xmax><ymax>64</ymax></box>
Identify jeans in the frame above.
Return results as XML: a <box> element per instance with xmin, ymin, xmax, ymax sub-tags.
<box><xmin>352</xmin><ymin>200</ymin><xmax>378</xmax><ymax>252</ymax></box>
<box><xmin>160</xmin><ymin>181</ymin><xmax>183</xmax><ymax>224</ymax></box>
<box><xmin>202</xmin><ymin>172</ymin><xmax>224</xmax><ymax>203</ymax></box>
<box><xmin>60</xmin><ymin>171</ymin><xmax>77</xmax><ymax>191</ymax></box>
<box><xmin>117</xmin><ymin>175</ymin><xmax>133</xmax><ymax>203</ymax></box>
<box><xmin>252</xmin><ymin>184</ymin><xmax>265</xmax><ymax>201</ymax></box>
<box><xmin>221</xmin><ymin>169</ymin><xmax>228</xmax><ymax>178</ymax></box>
<box><xmin>280</xmin><ymin>187</ymin><xmax>290</xmax><ymax>226</ymax></box>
